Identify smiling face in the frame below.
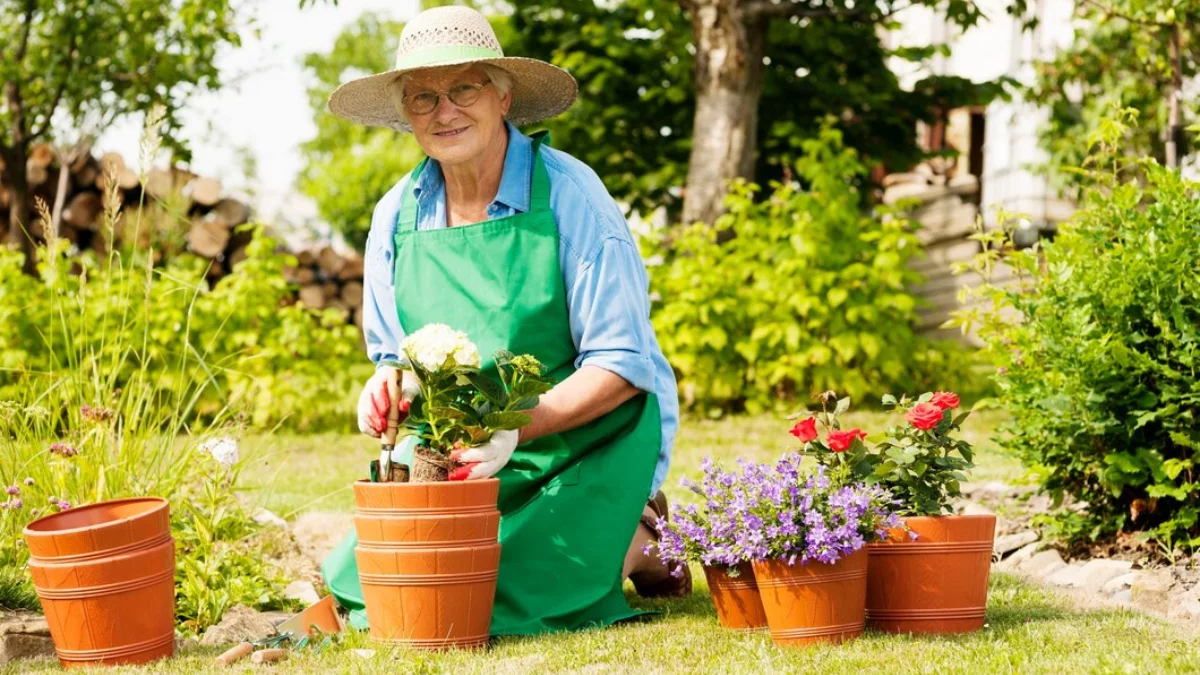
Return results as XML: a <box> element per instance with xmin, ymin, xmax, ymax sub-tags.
<box><xmin>401</xmin><ymin>65</ymin><xmax>512</xmax><ymax>168</ymax></box>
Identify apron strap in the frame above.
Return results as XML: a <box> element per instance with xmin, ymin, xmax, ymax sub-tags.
<box><xmin>530</xmin><ymin>131</ymin><xmax>552</xmax><ymax>214</ymax></box>
<box><xmin>397</xmin><ymin>157</ymin><xmax>430</xmax><ymax>232</ymax></box>
<box><xmin>396</xmin><ymin>132</ymin><xmax>552</xmax><ymax>231</ymax></box>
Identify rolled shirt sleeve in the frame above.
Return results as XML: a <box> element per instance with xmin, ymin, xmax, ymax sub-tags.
<box><xmin>361</xmin><ymin>181</ymin><xmax>408</xmax><ymax>370</ymax></box>
<box><xmin>568</xmin><ymin>237</ymin><xmax>658</xmax><ymax>393</ymax></box>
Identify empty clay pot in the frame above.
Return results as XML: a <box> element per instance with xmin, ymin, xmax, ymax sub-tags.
<box><xmin>752</xmin><ymin>549</ymin><xmax>867</xmax><ymax>648</ymax></box>
<box><xmin>703</xmin><ymin>563</ymin><xmax>768</xmax><ymax>631</ymax></box>
<box><xmin>23</xmin><ymin>497</ymin><xmax>175</xmax><ymax>668</ymax></box>
<box><xmin>353</xmin><ymin>479</ymin><xmax>501</xmax><ymax>649</ymax></box>
<box><xmin>866</xmin><ymin>514</ymin><xmax>996</xmax><ymax>634</ymax></box>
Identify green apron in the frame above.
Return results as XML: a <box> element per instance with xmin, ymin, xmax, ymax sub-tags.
<box><xmin>323</xmin><ymin>133</ymin><xmax>662</xmax><ymax>637</ymax></box>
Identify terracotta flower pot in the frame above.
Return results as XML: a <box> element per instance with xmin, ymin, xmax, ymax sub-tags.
<box><xmin>703</xmin><ymin>563</ymin><xmax>768</xmax><ymax>631</ymax></box>
<box><xmin>866</xmin><ymin>514</ymin><xmax>996</xmax><ymax>634</ymax></box>
<box><xmin>22</xmin><ymin>497</ymin><xmax>175</xmax><ymax>668</ymax></box>
<box><xmin>751</xmin><ymin>549</ymin><xmax>867</xmax><ymax>648</ymax></box>
<box><xmin>353</xmin><ymin>479</ymin><xmax>501</xmax><ymax>649</ymax></box>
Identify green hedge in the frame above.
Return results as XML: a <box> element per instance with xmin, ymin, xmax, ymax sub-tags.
<box><xmin>643</xmin><ymin>123</ymin><xmax>983</xmax><ymax>416</ymax></box>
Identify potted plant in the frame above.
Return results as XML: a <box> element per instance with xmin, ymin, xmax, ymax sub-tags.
<box><xmin>353</xmin><ymin>323</ymin><xmax>552</xmax><ymax>649</ymax></box>
<box><xmin>388</xmin><ymin>323</ymin><xmax>553</xmax><ymax>483</ymax></box>
<box><xmin>657</xmin><ymin>452</ymin><xmax>904</xmax><ymax>647</ymax></box>
<box><xmin>794</xmin><ymin>391</ymin><xmax>994</xmax><ymax>635</ymax></box>
<box><xmin>646</xmin><ymin>458</ymin><xmax>769</xmax><ymax>631</ymax></box>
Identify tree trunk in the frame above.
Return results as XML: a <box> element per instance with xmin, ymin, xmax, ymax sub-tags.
<box><xmin>2</xmin><ymin>145</ymin><xmax>39</xmax><ymax>275</ymax></box>
<box><xmin>1165</xmin><ymin>23</ymin><xmax>1183</xmax><ymax>169</ymax></box>
<box><xmin>681</xmin><ymin>0</ymin><xmax>767</xmax><ymax>227</ymax></box>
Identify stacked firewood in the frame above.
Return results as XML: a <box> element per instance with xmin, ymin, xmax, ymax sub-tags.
<box><xmin>283</xmin><ymin>246</ymin><xmax>367</xmax><ymax>331</ymax></box>
<box><xmin>0</xmin><ymin>144</ymin><xmax>366</xmax><ymax>331</ymax></box>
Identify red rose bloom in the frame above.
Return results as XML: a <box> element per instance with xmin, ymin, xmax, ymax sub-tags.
<box><xmin>826</xmin><ymin>428</ymin><xmax>867</xmax><ymax>452</ymax></box>
<box><xmin>789</xmin><ymin>417</ymin><xmax>819</xmax><ymax>443</ymax></box>
<box><xmin>906</xmin><ymin>403</ymin><xmax>945</xmax><ymax>431</ymax></box>
<box><xmin>929</xmin><ymin>391</ymin><xmax>960</xmax><ymax>411</ymax></box>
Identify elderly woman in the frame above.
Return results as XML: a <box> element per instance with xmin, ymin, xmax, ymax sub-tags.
<box><xmin>320</xmin><ymin>6</ymin><xmax>686</xmax><ymax>636</ymax></box>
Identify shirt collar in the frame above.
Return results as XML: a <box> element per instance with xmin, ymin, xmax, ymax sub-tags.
<box><xmin>411</xmin><ymin>121</ymin><xmax>533</xmax><ymax>214</ymax></box>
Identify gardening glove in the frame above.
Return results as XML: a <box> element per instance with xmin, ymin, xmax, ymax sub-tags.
<box><xmin>448</xmin><ymin>430</ymin><xmax>518</xmax><ymax>481</ymax></box>
<box><xmin>357</xmin><ymin>366</ymin><xmax>421</xmax><ymax>437</ymax></box>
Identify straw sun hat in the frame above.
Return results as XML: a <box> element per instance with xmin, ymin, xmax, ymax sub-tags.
<box><xmin>328</xmin><ymin>5</ymin><xmax>578</xmax><ymax>132</ymax></box>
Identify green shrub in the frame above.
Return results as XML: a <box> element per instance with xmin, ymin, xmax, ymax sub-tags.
<box><xmin>0</xmin><ymin>190</ymin><xmax>356</xmax><ymax>627</ymax></box>
<box><xmin>0</xmin><ymin>227</ymin><xmax>367</xmax><ymax>433</ymax></box>
<box><xmin>644</xmin><ymin>122</ymin><xmax>981</xmax><ymax>416</ymax></box>
<box><xmin>953</xmin><ymin>111</ymin><xmax>1200</xmax><ymax>553</ymax></box>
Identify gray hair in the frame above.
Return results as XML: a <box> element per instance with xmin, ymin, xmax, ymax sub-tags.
<box><xmin>391</xmin><ymin>63</ymin><xmax>513</xmax><ymax>123</ymax></box>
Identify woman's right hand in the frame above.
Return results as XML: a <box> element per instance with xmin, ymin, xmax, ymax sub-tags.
<box><xmin>356</xmin><ymin>366</ymin><xmax>421</xmax><ymax>437</ymax></box>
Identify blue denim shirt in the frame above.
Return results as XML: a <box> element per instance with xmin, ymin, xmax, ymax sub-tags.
<box><xmin>360</xmin><ymin>122</ymin><xmax>679</xmax><ymax>494</ymax></box>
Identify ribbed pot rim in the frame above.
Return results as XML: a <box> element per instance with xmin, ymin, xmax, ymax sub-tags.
<box><xmin>22</xmin><ymin>497</ymin><xmax>168</xmax><ymax>538</ymax></box>
<box><xmin>353</xmin><ymin>478</ymin><xmax>499</xmax><ymax>489</ymax></box>
<box><xmin>897</xmin><ymin>514</ymin><xmax>998</xmax><ymax>525</ymax></box>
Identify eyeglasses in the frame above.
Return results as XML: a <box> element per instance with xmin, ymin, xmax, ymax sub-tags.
<box><xmin>401</xmin><ymin>81</ymin><xmax>492</xmax><ymax>116</ymax></box>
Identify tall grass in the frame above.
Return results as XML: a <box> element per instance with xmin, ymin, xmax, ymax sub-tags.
<box><xmin>0</xmin><ymin>107</ymin><xmax>307</xmax><ymax>628</ymax></box>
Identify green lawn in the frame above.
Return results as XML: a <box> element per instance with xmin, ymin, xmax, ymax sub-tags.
<box><xmin>240</xmin><ymin>409</ymin><xmax>1024</xmax><ymax>520</ymax></box>
<box><xmin>11</xmin><ymin>575</ymin><xmax>1200</xmax><ymax>674</ymax></box>
<box><xmin>9</xmin><ymin>410</ymin><xmax>1200</xmax><ymax>674</ymax></box>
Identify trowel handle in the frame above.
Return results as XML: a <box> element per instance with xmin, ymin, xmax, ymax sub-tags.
<box><xmin>383</xmin><ymin>393</ymin><xmax>401</xmax><ymax>446</ymax></box>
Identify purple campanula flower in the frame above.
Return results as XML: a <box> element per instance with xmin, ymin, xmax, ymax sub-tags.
<box><xmin>5</xmin><ymin>485</ymin><xmax>18</xmax><ymax>496</ymax></box>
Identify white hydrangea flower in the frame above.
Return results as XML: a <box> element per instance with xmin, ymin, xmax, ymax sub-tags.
<box><xmin>201</xmin><ymin>437</ymin><xmax>239</xmax><ymax>469</ymax></box>
<box><xmin>402</xmin><ymin>324</ymin><xmax>480</xmax><ymax>371</ymax></box>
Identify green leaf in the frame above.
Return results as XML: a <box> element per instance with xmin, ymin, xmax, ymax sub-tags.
<box><xmin>483</xmin><ymin>411</ymin><xmax>532</xmax><ymax>431</ymax></box>
<box><xmin>881</xmin><ymin>394</ymin><xmax>897</xmax><ymax>406</ymax></box>
<box><xmin>1162</xmin><ymin>459</ymin><xmax>1190</xmax><ymax>480</ymax></box>
<box><xmin>430</xmin><ymin>407</ymin><xmax>466</xmax><ymax>421</ymax></box>
<box><xmin>512</xmin><ymin>379</ymin><xmax>553</xmax><ymax>399</ymax></box>
<box><xmin>468</xmin><ymin>372</ymin><xmax>509</xmax><ymax>407</ymax></box>
<box><xmin>835</xmin><ymin>397</ymin><xmax>851</xmax><ymax>415</ymax></box>
<box><xmin>828</xmin><ymin>287</ymin><xmax>849</xmax><ymax>307</ymax></box>
<box><xmin>461</xmin><ymin>425</ymin><xmax>490</xmax><ymax>443</ymax></box>
<box><xmin>511</xmin><ymin>396</ymin><xmax>540</xmax><ymax>411</ymax></box>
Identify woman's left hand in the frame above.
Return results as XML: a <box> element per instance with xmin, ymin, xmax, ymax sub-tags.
<box><xmin>448</xmin><ymin>430</ymin><xmax>518</xmax><ymax>480</ymax></box>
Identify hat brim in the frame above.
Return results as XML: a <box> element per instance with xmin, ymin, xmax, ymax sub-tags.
<box><xmin>327</xmin><ymin>57</ymin><xmax>578</xmax><ymax>132</ymax></box>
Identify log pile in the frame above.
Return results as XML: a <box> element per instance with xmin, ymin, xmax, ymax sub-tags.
<box><xmin>283</xmin><ymin>245</ymin><xmax>367</xmax><ymax>331</ymax></box>
<box><xmin>884</xmin><ymin>166</ymin><xmax>1018</xmax><ymax>346</ymax></box>
<box><xmin>0</xmin><ymin>144</ymin><xmax>366</xmax><ymax>333</ymax></box>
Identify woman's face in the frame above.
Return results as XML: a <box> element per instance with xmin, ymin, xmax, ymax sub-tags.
<box><xmin>401</xmin><ymin>65</ymin><xmax>511</xmax><ymax>168</ymax></box>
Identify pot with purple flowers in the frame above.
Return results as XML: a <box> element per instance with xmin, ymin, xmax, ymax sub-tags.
<box><xmin>796</xmin><ymin>391</ymin><xmax>996</xmax><ymax>635</ymax></box>
<box><xmin>736</xmin><ymin>458</ymin><xmax>905</xmax><ymax>648</ymax></box>
<box><xmin>646</xmin><ymin>458</ymin><xmax>769</xmax><ymax>631</ymax></box>
<box><xmin>654</xmin><ymin>452</ymin><xmax>904</xmax><ymax>647</ymax></box>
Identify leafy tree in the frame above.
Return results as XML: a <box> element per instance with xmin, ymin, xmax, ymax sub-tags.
<box><xmin>0</xmin><ymin>0</ymin><xmax>240</xmax><ymax>274</ymax></box>
<box><xmin>1027</xmin><ymin>0</ymin><xmax>1198</xmax><ymax>187</ymax></box>
<box><xmin>298</xmin><ymin>13</ymin><xmax>421</xmax><ymax>250</ymax></box>
<box><xmin>504</xmin><ymin>0</ymin><xmax>1009</xmax><ymax>223</ymax></box>
<box><xmin>303</xmin><ymin>1</ymin><xmax>1010</xmax><ymax>245</ymax></box>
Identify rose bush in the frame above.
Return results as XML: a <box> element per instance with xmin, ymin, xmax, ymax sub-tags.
<box><xmin>795</xmin><ymin>391</ymin><xmax>975</xmax><ymax>516</ymax></box>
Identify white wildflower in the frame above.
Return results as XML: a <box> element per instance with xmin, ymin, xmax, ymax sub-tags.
<box><xmin>201</xmin><ymin>437</ymin><xmax>239</xmax><ymax>469</ymax></box>
<box><xmin>402</xmin><ymin>324</ymin><xmax>481</xmax><ymax>371</ymax></box>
